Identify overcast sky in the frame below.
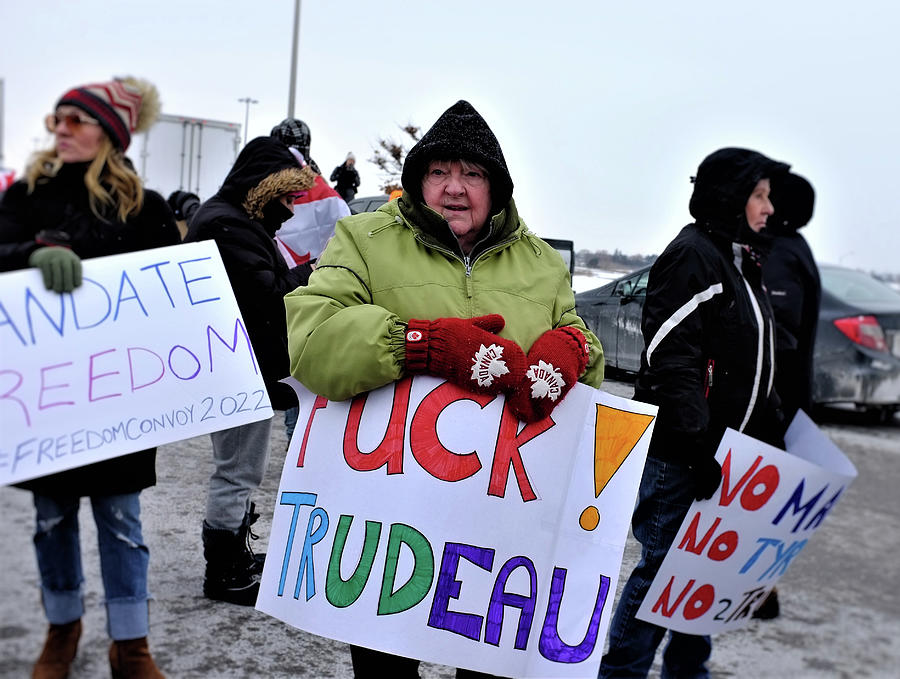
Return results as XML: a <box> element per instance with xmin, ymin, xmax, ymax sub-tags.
<box><xmin>2</xmin><ymin>1</ymin><xmax>898</xmax><ymax>272</ymax></box>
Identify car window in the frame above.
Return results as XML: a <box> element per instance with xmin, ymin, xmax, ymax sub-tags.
<box><xmin>633</xmin><ymin>270</ymin><xmax>650</xmax><ymax>297</ymax></box>
<box><xmin>614</xmin><ymin>275</ymin><xmax>635</xmax><ymax>296</ymax></box>
<box><xmin>821</xmin><ymin>268</ymin><xmax>900</xmax><ymax>305</ymax></box>
<box><xmin>615</xmin><ymin>271</ymin><xmax>648</xmax><ymax>297</ymax></box>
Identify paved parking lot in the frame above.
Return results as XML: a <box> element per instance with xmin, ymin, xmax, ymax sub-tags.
<box><xmin>1</xmin><ymin>379</ymin><xmax>898</xmax><ymax>678</ymax></box>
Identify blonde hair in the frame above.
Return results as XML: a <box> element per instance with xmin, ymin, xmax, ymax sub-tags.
<box><xmin>25</xmin><ymin>136</ymin><xmax>144</xmax><ymax>223</ymax></box>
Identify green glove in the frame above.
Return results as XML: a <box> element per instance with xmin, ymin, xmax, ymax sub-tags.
<box><xmin>27</xmin><ymin>246</ymin><xmax>83</xmax><ymax>293</ymax></box>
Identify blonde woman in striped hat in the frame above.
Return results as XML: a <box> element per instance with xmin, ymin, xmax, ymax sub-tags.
<box><xmin>0</xmin><ymin>77</ymin><xmax>179</xmax><ymax>678</ymax></box>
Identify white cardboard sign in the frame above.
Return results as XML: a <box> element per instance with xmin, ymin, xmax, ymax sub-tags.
<box><xmin>0</xmin><ymin>241</ymin><xmax>273</xmax><ymax>486</ymax></box>
<box><xmin>636</xmin><ymin>411</ymin><xmax>857</xmax><ymax>633</ymax></box>
<box><xmin>257</xmin><ymin>376</ymin><xmax>657</xmax><ymax>678</ymax></box>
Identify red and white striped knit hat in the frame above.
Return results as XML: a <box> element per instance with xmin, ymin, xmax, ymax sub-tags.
<box><xmin>56</xmin><ymin>77</ymin><xmax>160</xmax><ymax>150</ymax></box>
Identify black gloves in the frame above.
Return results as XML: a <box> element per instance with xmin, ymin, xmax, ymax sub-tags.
<box><xmin>689</xmin><ymin>455</ymin><xmax>723</xmax><ymax>501</ymax></box>
<box><xmin>761</xmin><ymin>395</ymin><xmax>788</xmax><ymax>450</ymax></box>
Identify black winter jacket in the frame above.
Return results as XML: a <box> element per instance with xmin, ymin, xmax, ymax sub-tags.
<box><xmin>185</xmin><ymin>137</ymin><xmax>314</xmax><ymax>410</ymax></box>
<box><xmin>635</xmin><ymin>148</ymin><xmax>789</xmax><ymax>464</ymax></box>
<box><xmin>330</xmin><ymin>163</ymin><xmax>359</xmax><ymax>195</ymax></box>
<box><xmin>763</xmin><ymin>173</ymin><xmax>820</xmax><ymax>419</ymax></box>
<box><xmin>0</xmin><ymin>163</ymin><xmax>179</xmax><ymax>269</ymax></box>
<box><xmin>0</xmin><ymin>162</ymin><xmax>180</xmax><ymax>496</ymax></box>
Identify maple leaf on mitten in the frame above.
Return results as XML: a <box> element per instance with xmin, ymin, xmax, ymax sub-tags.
<box><xmin>470</xmin><ymin>343</ymin><xmax>512</xmax><ymax>386</ymax></box>
<box><xmin>507</xmin><ymin>327</ymin><xmax>589</xmax><ymax>422</ymax></box>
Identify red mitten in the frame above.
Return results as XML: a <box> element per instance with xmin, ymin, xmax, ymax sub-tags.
<box><xmin>405</xmin><ymin>315</ymin><xmax>527</xmax><ymax>395</ymax></box>
<box><xmin>507</xmin><ymin>327</ymin><xmax>590</xmax><ymax>422</ymax></box>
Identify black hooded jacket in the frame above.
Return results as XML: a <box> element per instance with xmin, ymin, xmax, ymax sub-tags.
<box><xmin>185</xmin><ymin>137</ymin><xmax>315</xmax><ymax>409</ymax></box>
<box><xmin>762</xmin><ymin>173</ymin><xmax>820</xmax><ymax>418</ymax></box>
<box><xmin>635</xmin><ymin>148</ymin><xmax>790</xmax><ymax>463</ymax></box>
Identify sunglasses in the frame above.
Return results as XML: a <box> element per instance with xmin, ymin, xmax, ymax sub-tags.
<box><xmin>45</xmin><ymin>111</ymin><xmax>100</xmax><ymax>133</ymax></box>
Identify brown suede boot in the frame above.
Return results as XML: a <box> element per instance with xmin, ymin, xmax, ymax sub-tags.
<box><xmin>108</xmin><ymin>637</ymin><xmax>165</xmax><ymax>679</ymax></box>
<box><xmin>32</xmin><ymin>619</ymin><xmax>82</xmax><ymax>679</ymax></box>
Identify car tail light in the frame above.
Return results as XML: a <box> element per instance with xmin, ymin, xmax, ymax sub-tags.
<box><xmin>833</xmin><ymin>315</ymin><xmax>888</xmax><ymax>352</ymax></box>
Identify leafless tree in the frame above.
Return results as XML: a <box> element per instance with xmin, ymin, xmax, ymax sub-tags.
<box><xmin>369</xmin><ymin>123</ymin><xmax>420</xmax><ymax>194</ymax></box>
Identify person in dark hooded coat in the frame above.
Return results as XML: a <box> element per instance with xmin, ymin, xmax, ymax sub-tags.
<box><xmin>763</xmin><ymin>172</ymin><xmax>819</xmax><ymax>420</ymax></box>
<box><xmin>749</xmin><ymin>173</ymin><xmax>818</xmax><ymax>623</ymax></box>
<box><xmin>184</xmin><ymin>136</ymin><xmax>316</xmax><ymax>606</ymax></box>
<box><xmin>598</xmin><ymin>148</ymin><xmax>790</xmax><ymax>679</ymax></box>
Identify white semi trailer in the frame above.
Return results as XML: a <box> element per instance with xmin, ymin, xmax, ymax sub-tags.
<box><xmin>134</xmin><ymin>113</ymin><xmax>242</xmax><ymax>201</ymax></box>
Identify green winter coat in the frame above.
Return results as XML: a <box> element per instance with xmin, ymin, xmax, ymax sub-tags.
<box><xmin>284</xmin><ymin>196</ymin><xmax>604</xmax><ymax>401</ymax></box>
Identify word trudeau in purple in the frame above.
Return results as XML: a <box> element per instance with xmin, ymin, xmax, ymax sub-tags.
<box><xmin>427</xmin><ymin>542</ymin><xmax>611</xmax><ymax>663</ymax></box>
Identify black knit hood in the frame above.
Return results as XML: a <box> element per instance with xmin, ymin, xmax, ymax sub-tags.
<box><xmin>767</xmin><ymin>172</ymin><xmax>815</xmax><ymax>235</ymax></box>
<box><xmin>401</xmin><ymin>100</ymin><xmax>514</xmax><ymax>210</ymax></box>
<box><xmin>689</xmin><ymin>147</ymin><xmax>790</xmax><ymax>241</ymax></box>
<box><xmin>218</xmin><ymin>136</ymin><xmax>315</xmax><ymax>219</ymax></box>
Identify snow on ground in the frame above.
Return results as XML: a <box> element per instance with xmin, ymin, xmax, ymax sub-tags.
<box><xmin>572</xmin><ymin>268</ymin><xmax>629</xmax><ymax>293</ymax></box>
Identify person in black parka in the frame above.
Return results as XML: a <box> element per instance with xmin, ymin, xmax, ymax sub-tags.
<box><xmin>763</xmin><ymin>172</ymin><xmax>820</xmax><ymax>419</ymax></box>
<box><xmin>0</xmin><ymin>76</ymin><xmax>177</xmax><ymax>678</ymax></box>
<box><xmin>751</xmin><ymin>173</ymin><xmax>818</xmax><ymax>622</ymax></box>
<box><xmin>599</xmin><ymin>148</ymin><xmax>790</xmax><ymax>679</ymax></box>
<box><xmin>330</xmin><ymin>152</ymin><xmax>360</xmax><ymax>202</ymax></box>
<box><xmin>184</xmin><ymin>136</ymin><xmax>316</xmax><ymax>606</ymax></box>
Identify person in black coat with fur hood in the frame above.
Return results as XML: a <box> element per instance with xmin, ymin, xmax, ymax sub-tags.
<box><xmin>184</xmin><ymin>136</ymin><xmax>315</xmax><ymax>606</ymax></box>
<box><xmin>599</xmin><ymin>148</ymin><xmax>790</xmax><ymax>679</ymax></box>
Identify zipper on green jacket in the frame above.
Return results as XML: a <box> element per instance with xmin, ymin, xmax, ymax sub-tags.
<box><xmin>399</xmin><ymin>209</ymin><xmax>523</xmax><ymax>299</ymax></box>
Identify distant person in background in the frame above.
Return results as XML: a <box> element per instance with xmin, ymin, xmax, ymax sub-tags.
<box><xmin>330</xmin><ymin>152</ymin><xmax>360</xmax><ymax>202</ymax></box>
<box><xmin>754</xmin><ymin>172</ymin><xmax>818</xmax><ymax>622</ymax></box>
<box><xmin>184</xmin><ymin>137</ymin><xmax>316</xmax><ymax>606</ymax></box>
<box><xmin>270</xmin><ymin>118</ymin><xmax>351</xmax><ymax>447</ymax></box>
<box><xmin>166</xmin><ymin>189</ymin><xmax>200</xmax><ymax>239</ymax></box>
<box><xmin>0</xmin><ymin>76</ymin><xmax>177</xmax><ymax>678</ymax></box>
<box><xmin>599</xmin><ymin>148</ymin><xmax>790</xmax><ymax>679</ymax></box>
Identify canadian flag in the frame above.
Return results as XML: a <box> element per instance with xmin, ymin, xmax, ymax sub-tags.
<box><xmin>0</xmin><ymin>168</ymin><xmax>15</xmax><ymax>192</ymax></box>
<box><xmin>274</xmin><ymin>173</ymin><xmax>350</xmax><ymax>266</ymax></box>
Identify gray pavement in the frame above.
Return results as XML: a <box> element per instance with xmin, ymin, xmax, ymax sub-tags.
<box><xmin>1</xmin><ymin>379</ymin><xmax>898</xmax><ymax>678</ymax></box>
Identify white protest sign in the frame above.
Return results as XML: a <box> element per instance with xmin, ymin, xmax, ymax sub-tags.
<box><xmin>0</xmin><ymin>241</ymin><xmax>273</xmax><ymax>486</ymax></box>
<box><xmin>256</xmin><ymin>376</ymin><xmax>657</xmax><ymax>678</ymax></box>
<box><xmin>636</xmin><ymin>411</ymin><xmax>857</xmax><ymax>633</ymax></box>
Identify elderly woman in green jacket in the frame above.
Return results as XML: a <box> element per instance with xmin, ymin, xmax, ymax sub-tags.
<box><xmin>284</xmin><ymin>100</ymin><xmax>604</xmax><ymax>677</ymax></box>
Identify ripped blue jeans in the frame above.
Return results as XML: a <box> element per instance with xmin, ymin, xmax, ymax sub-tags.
<box><xmin>32</xmin><ymin>492</ymin><xmax>150</xmax><ymax>640</ymax></box>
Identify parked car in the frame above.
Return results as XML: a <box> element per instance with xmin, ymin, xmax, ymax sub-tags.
<box><xmin>575</xmin><ymin>265</ymin><xmax>651</xmax><ymax>374</ymax></box>
<box><xmin>575</xmin><ymin>263</ymin><xmax>900</xmax><ymax>419</ymax></box>
<box><xmin>347</xmin><ymin>194</ymin><xmax>389</xmax><ymax>214</ymax></box>
<box><xmin>814</xmin><ymin>265</ymin><xmax>900</xmax><ymax>419</ymax></box>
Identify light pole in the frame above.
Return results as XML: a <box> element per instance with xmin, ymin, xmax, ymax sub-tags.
<box><xmin>288</xmin><ymin>0</ymin><xmax>302</xmax><ymax>117</ymax></box>
<box><xmin>238</xmin><ymin>97</ymin><xmax>258</xmax><ymax>146</ymax></box>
